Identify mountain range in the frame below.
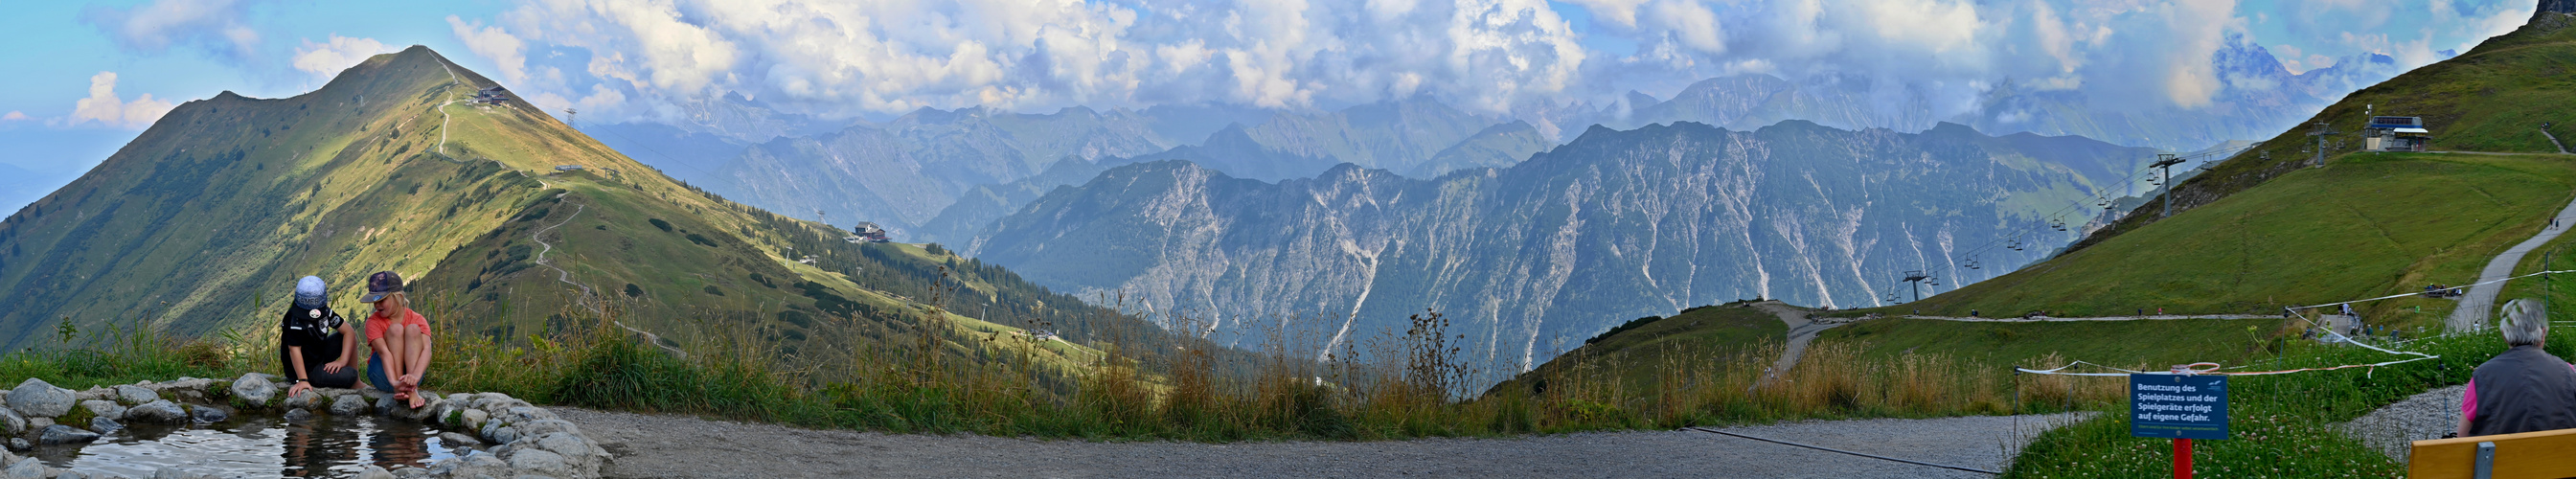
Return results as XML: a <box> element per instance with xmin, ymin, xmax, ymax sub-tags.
<box><xmin>964</xmin><ymin>121</ymin><xmax>2158</xmax><ymax>373</ymax></box>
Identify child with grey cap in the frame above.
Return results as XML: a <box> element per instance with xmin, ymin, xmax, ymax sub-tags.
<box><xmin>281</xmin><ymin>276</ymin><xmax>359</xmax><ymax>398</ymax></box>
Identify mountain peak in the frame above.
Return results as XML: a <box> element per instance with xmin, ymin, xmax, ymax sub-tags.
<box><xmin>2541</xmin><ymin>0</ymin><xmax>2576</xmax><ymax>21</ymax></box>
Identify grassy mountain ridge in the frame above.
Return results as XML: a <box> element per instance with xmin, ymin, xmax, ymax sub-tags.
<box><xmin>0</xmin><ymin>46</ymin><xmax>1192</xmax><ymax>388</ymax></box>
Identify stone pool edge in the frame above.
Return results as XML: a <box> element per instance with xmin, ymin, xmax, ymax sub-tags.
<box><xmin>0</xmin><ymin>374</ymin><xmax>610</xmax><ymax>479</ymax></box>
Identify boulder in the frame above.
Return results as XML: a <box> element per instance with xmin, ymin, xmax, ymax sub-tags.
<box><xmin>88</xmin><ymin>416</ymin><xmax>119</xmax><ymax>434</ymax></box>
<box><xmin>354</xmin><ymin>465</ymin><xmax>395</xmax><ymax>479</ymax></box>
<box><xmin>439</xmin><ymin>431</ymin><xmax>484</xmax><ymax>447</ymax></box>
<box><xmin>375</xmin><ymin>396</ymin><xmax>398</xmax><ymax>417</ymax></box>
<box><xmin>531</xmin><ymin>431</ymin><xmax>609</xmax><ymax>475</ymax></box>
<box><xmin>6</xmin><ymin>378</ymin><xmax>73</xmax><ymax>418</ymax></box>
<box><xmin>484</xmin><ymin>425</ymin><xmax>519</xmax><ymax>445</ymax></box>
<box><xmin>4</xmin><ymin>439</ymin><xmax>23</xmax><ymax>451</ymax></box>
<box><xmin>23</xmin><ymin>418</ymin><xmax>46</xmax><ymax>430</ymax></box>
<box><xmin>229</xmin><ymin>374</ymin><xmax>275</xmax><ymax>407</ymax></box>
<box><xmin>37</xmin><ymin>424</ymin><xmax>99</xmax><ymax>445</ymax></box>
<box><xmin>114</xmin><ymin>385</ymin><xmax>158</xmax><ymax>405</ymax></box>
<box><xmin>0</xmin><ymin>409</ymin><xmax>21</xmax><ymax>435</ymax></box>
<box><xmin>504</xmin><ymin>447</ymin><xmax>573</xmax><ymax>477</ymax></box>
<box><xmin>457</xmin><ymin>409</ymin><xmax>490</xmax><ymax>430</ymax></box>
<box><xmin>495</xmin><ymin>406</ymin><xmax>557</xmax><ymax>425</ymax></box>
<box><xmin>330</xmin><ymin>395</ymin><xmax>369</xmax><ymax>417</ymax></box>
<box><xmin>283</xmin><ymin>408</ymin><xmax>314</xmax><ymax>422</ymax></box>
<box><xmin>71</xmin><ymin>388</ymin><xmax>111</xmax><ymax>402</ymax></box>
<box><xmin>78</xmin><ymin>399</ymin><xmax>125</xmax><ymax>421</ymax></box>
<box><xmin>3</xmin><ymin>459</ymin><xmax>47</xmax><ymax>479</ymax></box>
<box><xmin>514</xmin><ymin>419</ymin><xmax>581</xmax><ymax>438</ymax></box>
<box><xmin>188</xmin><ymin>404</ymin><xmax>228</xmax><ymax>422</ymax></box>
<box><xmin>124</xmin><ymin>400</ymin><xmax>187</xmax><ymax>423</ymax></box>
<box><xmin>425</xmin><ymin>452</ymin><xmax>510</xmax><ymax>479</ymax></box>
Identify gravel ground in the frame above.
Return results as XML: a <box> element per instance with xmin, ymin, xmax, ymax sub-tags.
<box><xmin>556</xmin><ymin>409</ymin><xmax>2091</xmax><ymax>478</ymax></box>
<box><xmin>2338</xmin><ymin>384</ymin><xmax>2465</xmax><ymax>463</ymax></box>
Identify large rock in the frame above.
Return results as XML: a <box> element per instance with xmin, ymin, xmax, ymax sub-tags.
<box><xmin>283</xmin><ymin>390</ymin><xmax>321</xmax><ymax>410</ymax></box>
<box><xmin>494</xmin><ymin>406</ymin><xmax>557</xmax><ymax>425</ymax></box>
<box><xmin>36</xmin><ymin>424</ymin><xmax>99</xmax><ymax>445</ymax></box>
<box><xmin>124</xmin><ymin>400</ymin><xmax>188</xmax><ymax>423</ymax></box>
<box><xmin>354</xmin><ymin>465</ymin><xmax>395</xmax><ymax>479</ymax></box>
<box><xmin>283</xmin><ymin>408</ymin><xmax>314</xmax><ymax>422</ymax></box>
<box><xmin>229</xmin><ymin>374</ymin><xmax>275</xmax><ymax>407</ymax></box>
<box><xmin>3</xmin><ymin>439</ymin><xmax>22</xmax><ymax>452</ymax></box>
<box><xmin>6</xmin><ymin>379</ymin><xmax>73</xmax><ymax>418</ymax></box>
<box><xmin>439</xmin><ymin>431</ymin><xmax>484</xmax><ymax>447</ymax></box>
<box><xmin>531</xmin><ymin>431</ymin><xmax>610</xmax><ymax>474</ymax></box>
<box><xmin>425</xmin><ymin>452</ymin><xmax>511</xmax><ymax>479</ymax></box>
<box><xmin>456</xmin><ymin>408</ymin><xmax>490</xmax><ymax>430</ymax></box>
<box><xmin>504</xmin><ymin>447</ymin><xmax>572</xmax><ymax>477</ymax></box>
<box><xmin>88</xmin><ymin>416</ymin><xmax>119</xmax><ymax>434</ymax></box>
<box><xmin>513</xmin><ymin>419</ymin><xmax>581</xmax><ymax>438</ymax></box>
<box><xmin>330</xmin><ymin>395</ymin><xmax>370</xmax><ymax>417</ymax></box>
<box><xmin>0</xmin><ymin>409</ymin><xmax>20</xmax><ymax>435</ymax></box>
<box><xmin>114</xmin><ymin>385</ymin><xmax>158</xmax><ymax>405</ymax></box>
<box><xmin>188</xmin><ymin>404</ymin><xmax>228</xmax><ymax>422</ymax></box>
<box><xmin>3</xmin><ymin>458</ymin><xmax>47</xmax><ymax>479</ymax></box>
<box><xmin>483</xmin><ymin>424</ymin><xmax>519</xmax><ymax>445</ymax></box>
<box><xmin>78</xmin><ymin>399</ymin><xmax>125</xmax><ymax>421</ymax></box>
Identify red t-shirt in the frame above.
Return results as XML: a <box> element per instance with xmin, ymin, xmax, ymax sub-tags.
<box><xmin>364</xmin><ymin>308</ymin><xmax>430</xmax><ymax>341</ymax></box>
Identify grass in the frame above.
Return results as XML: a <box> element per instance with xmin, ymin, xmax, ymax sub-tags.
<box><xmin>1901</xmin><ymin>152</ymin><xmax>2576</xmax><ymax>332</ymax></box>
<box><xmin>1819</xmin><ymin>317</ymin><xmax>2296</xmax><ymax>373</ymax></box>
<box><xmin>2002</xmin><ymin>330</ymin><xmax>2572</xmax><ymax>478</ymax></box>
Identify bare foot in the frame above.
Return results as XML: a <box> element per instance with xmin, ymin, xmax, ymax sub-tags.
<box><xmin>408</xmin><ymin>395</ymin><xmax>427</xmax><ymax>409</ymax></box>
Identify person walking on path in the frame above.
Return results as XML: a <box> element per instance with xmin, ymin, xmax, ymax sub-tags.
<box><xmin>2455</xmin><ymin>299</ymin><xmax>2576</xmax><ymax>437</ymax></box>
<box><xmin>280</xmin><ymin>276</ymin><xmax>358</xmax><ymax>399</ymax></box>
<box><xmin>360</xmin><ymin>271</ymin><xmax>435</xmax><ymax>409</ymax></box>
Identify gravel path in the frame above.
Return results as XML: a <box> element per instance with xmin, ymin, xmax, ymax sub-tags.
<box><xmin>2448</xmin><ymin>193</ymin><xmax>2576</xmax><ymax>331</ymax></box>
<box><xmin>1755</xmin><ymin>301</ymin><xmax>1840</xmax><ymax>385</ymax></box>
<box><xmin>2338</xmin><ymin>384</ymin><xmax>2465</xmax><ymax>463</ymax></box>
<box><xmin>555</xmin><ymin>409</ymin><xmax>2091</xmax><ymax>478</ymax></box>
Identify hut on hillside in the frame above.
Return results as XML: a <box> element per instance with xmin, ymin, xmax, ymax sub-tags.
<box><xmin>2363</xmin><ymin>116</ymin><xmax>2431</xmax><ymax>152</ymax></box>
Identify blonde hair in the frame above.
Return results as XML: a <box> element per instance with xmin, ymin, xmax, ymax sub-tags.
<box><xmin>376</xmin><ymin>291</ymin><xmax>411</xmax><ymax>315</ymax></box>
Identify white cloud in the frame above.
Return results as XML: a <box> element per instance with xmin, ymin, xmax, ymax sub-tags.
<box><xmin>80</xmin><ymin>0</ymin><xmax>263</xmax><ymax>58</ymax></box>
<box><xmin>291</xmin><ymin>35</ymin><xmax>392</xmax><ymax>80</ymax></box>
<box><xmin>67</xmin><ymin>72</ymin><xmax>177</xmax><ymax>129</ymax></box>
<box><xmin>449</xmin><ymin>0</ymin><xmax>1585</xmax><ymax>121</ymax></box>
<box><xmin>1</xmin><ymin>111</ymin><xmax>27</xmax><ymax>122</ymax></box>
<box><xmin>447</xmin><ymin>15</ymin><xmax>528</xmax><ymax>84</ymax></box>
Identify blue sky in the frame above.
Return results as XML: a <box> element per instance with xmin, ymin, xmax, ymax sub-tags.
<box><xmin>0</xmin><ymin>0</ymin><xmax>2541</xmax><ymax>213</ymax></box>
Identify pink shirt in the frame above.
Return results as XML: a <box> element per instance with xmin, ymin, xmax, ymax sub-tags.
<box><xmin>2460</xmin><ymin>363</ymin><xmax>2576</xmax><ymax>421</ymax></box>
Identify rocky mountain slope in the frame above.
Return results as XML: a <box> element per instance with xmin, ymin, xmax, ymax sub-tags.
<box><xmin>967</xmin><ymin>121</ymin><xmax>2159</xmax><ymax>375</ymax></box>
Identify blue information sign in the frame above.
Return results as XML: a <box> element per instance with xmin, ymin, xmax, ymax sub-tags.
<box><xmin>2130</xmin><ymin>374</ymin><xmax>2228</xmax><ymax>440</ymax></box>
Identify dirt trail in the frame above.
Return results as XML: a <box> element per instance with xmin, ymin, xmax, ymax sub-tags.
<box><xmin>1752</xmin><ymin>301</ymin><xmax>1838</xmax><ymax>384</ymax></box>
<box><xmin>556</xmin><ymin>408</ymin><xmax>2089</xmax><ymax>478</ymax></box>
<box><xmin>528</xmin><ymin>199</ymin><xmax>684</xmax><ymax>357</ymax></box>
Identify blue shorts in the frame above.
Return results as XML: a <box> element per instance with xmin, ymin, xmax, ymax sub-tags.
<box><xmin>367</xmin><ymin>353</ymin><xmax>427</xmax><ymax>394</ymax></box>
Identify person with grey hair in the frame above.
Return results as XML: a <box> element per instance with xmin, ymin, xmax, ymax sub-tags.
<box><xmin>2455</xmin><ymin>298</ymin><xmax>2576</xmax><ymax>437</ymax></box>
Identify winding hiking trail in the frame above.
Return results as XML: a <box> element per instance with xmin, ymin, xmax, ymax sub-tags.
<box><xmin>529</xmin><ymin>198</ymin><xmax>686</xmax><ymax>357</ymax></box>
<box><xmin>556</xmin><ymin>408</ymin><xmax>2088</xmax><ymax>478</ymax></box>
<box><xmin>1753</xmin><ymin>301</ymin><xmax>1837</xmax><ymax>384</ymax></box>
<box><xmin>2447</xmin><ymin>192</ymin><xmax>2576</xmax><ymax>331</ymax></box>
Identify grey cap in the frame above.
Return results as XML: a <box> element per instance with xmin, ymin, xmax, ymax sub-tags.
<box><xmin>294</xmin><ymin>276</ymin><xmax>328</xmax><ymax>309</ymax></box>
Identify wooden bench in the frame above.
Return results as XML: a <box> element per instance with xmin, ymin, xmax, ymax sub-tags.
<box><xmin>2410</xmin><ymin>428</ymin><xmax>2576</xmax><ymax>478</ymax></box>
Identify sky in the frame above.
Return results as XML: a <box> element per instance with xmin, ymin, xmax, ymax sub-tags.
<box><xmin>0</xmin><ymin>0</ymin><xmax>2541</xmax><ymax>211</ymax></box>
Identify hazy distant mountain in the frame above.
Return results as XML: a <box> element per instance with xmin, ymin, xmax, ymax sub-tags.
<box><xmin>1562</xmin><ymin>35</ymin><xmax>2426</xmax><ymax>152</ymax></box>
<box><xmin>968</xmin><ymin>121</ymin><xmax>2159</xmax><ymax>375</ymax></box>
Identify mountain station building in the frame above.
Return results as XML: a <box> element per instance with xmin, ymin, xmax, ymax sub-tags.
<box><xmin>2363</xmin><ymin>116</ymin><xmax>2430</xmax><ymax>152</ymax></box>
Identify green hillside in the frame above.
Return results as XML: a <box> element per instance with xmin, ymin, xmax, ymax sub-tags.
<box><xmin>1903</xmin><ymin>152</ymin><xmax>2576</xmax><ymax>326</ymax></box>
<box><xmin>1484</xmin><ymin>302</ymin><xmax>1786</xmax><ymax>398</ymax></box>
<box><xmin>2071</xmin><ymin>14</ymin><xmax>2576</xmax><ymax>255</ymax></box>
<box><xmin>0</xmin><ymin>46</ymin><xmax>1177</xmax><ymax>386</ymax></box>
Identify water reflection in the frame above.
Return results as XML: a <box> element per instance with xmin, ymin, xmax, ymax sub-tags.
<box><xmin>32</xmin><ymin>415</ymin><xmax>463</xmax><ymax>478</ymax></box>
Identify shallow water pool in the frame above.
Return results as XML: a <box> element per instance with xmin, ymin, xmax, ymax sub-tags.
<box><xmin>29</xmin><ymin>415</ymin><xmax>471</xmax><ymax>478</ymax></box>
